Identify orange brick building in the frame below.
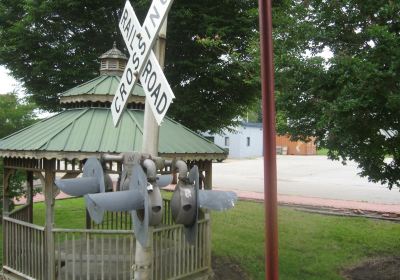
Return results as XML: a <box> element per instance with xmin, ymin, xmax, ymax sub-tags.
<box><xmin>276</xmin><ymin>135</ymin><xmax>316</xmax><ymax>155</ymax></box>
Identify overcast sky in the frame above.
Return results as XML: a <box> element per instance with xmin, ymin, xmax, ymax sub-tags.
<box><xmin>0</xmin><ymin>65</ymin><xmax>19</xmax><ymax>94</ymax></box>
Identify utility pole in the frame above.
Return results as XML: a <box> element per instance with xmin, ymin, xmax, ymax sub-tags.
<box><xmin>135</xmin><ymin>19</ymin><xmax>168</xmax><ymax>280</ymax></box>
<box><xmin>258</xmin><ymin>0</ymin><xmax>279</xmax><ymax>279</ymax></box>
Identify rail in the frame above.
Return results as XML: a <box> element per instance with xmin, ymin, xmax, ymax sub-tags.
<box><xmin>52</xmin><ymin>228</ymin><xmax>135</xmax><ymax>280</ymax></box>
<box><xmin>9</xmin><ymin>204</ymin><xmax>31</xmax><ymax>223</ymax></box>
<box><xmin>3</xmin><ymin>217</ymin><xmax>45</xmax><ymax>279</ymax></box>
<box><xmin>3</xmin><ymin>200</ymin><xmax>211</xmax><ymax>279</ymax></box>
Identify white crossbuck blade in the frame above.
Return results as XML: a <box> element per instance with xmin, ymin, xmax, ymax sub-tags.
<box><xmin>112</xmin><ymin>0</ymin><xmax>175</xmax><ymax>126</ymax></box>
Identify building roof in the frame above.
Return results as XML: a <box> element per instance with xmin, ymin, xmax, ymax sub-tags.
<box><xmin>60</xmin><ymin>74</ymin><xmax>145</xmax><ymax>105</ymax></box>
<box><xmin>0</xmin><ymin>108</ymin><xmax>226</xmax><ymax>161</ymax></box>
<box><xmin>242</xmin><ymin>122</ymin><xmax>263</xmax><ymax>129</ymax></box>
<box><xmin>99</xmin><ymin>42</ymin><xmax>128</xmax><ymax>60</ymax></box>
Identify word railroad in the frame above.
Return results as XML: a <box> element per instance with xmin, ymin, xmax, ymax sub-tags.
<box><xmin>111</xmin><ymin>0</ymin><xmax>175</xmax><ymax>126</ymax></box>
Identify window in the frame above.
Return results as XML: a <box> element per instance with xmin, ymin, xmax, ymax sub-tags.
<box><xmin>224</xmin><ymin>137</ymin><xmax>230</xmax><ymax>147</ymax></box>
<box><xmin>118</xmin><ymin>61</ymin><xmax>126</xmax><ymax>70</ymax></box>
<box><xmin>109</xmin><ymin>60</ymin><xmax>117</xmax><ymax>69</ymax></box>
<box><xmin>247</xmin><ymin>137</ymin><xmax>250</xmax><ymax>147</ymax></box>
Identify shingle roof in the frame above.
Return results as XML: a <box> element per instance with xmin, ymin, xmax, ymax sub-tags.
<box><xmin>0</xmin><ymin>108</ymin><xmax>226</xmax><ymax>161</ymax></box>
<box><xmin>99</xmin><ymin>43</ymin><xmax>128</xmax><ymax>60</ymax></box>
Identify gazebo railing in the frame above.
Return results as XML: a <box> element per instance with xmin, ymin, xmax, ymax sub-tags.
<box><xmin>9</xmin><ymin>204</ymin><xmax>31</xmax><ymax>223</ymax></box>
<box><xmin>90</xmin><ymin>211</ymin><xmax>132</xmax><ymax>230</ymax></box>
<box><xmin>52</xmin><ymin>228</ymin><xmax>135</xmax><ymax>280</ymax></box>
<box><xmin>152</xmin><ymin>219</ymin><xmax>210</xmax><ymax>280</ymax></box>
<box><xmin>3</xmin><ymin>216</ymin><xmax>45</xmax><ymax>280</ymax></box>
<box><xmin>3</xmin><ymin>199</ymin><xmax>212</xmax><ymax>280</ymax></box>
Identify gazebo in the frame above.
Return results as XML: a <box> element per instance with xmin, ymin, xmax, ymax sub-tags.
<box><xmin>0</xmin><ymin>44</ymin><xmax>226</xmax><ymax>279</ymax></box>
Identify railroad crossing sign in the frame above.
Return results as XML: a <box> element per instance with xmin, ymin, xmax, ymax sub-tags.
<box><xmin>111</xmin><ymin>0</ymin><xmax>175</xmax><ymax>126</ymax></box>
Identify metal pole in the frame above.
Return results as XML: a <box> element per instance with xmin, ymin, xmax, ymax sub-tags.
<box><xmin>258</xmin><ymin>0</ymin><xmax>279</xmax><ymax>279</ymax></box>
<box><xmin>135</xmin><ymin>19</ymin><xmax>168</xmax><ymax>280</ymax></box>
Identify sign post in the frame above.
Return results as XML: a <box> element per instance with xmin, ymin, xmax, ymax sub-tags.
<box><xmin>112</xmin><ymin>0</ymin><xmax>175</xmax><ymax>127</ymax></box>
<box><xmin>142</xmin><ymin>19</ymin><xmax>168</xmax><ymax>155</ymax></box>
<box><xmin>112</xmin><ymin>1</ymin><xmax>175</xmax><ymax>279</ymax></box>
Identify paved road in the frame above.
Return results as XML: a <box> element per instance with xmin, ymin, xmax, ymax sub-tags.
<box><xmin>212</xmin><ymin>156</ymin><xmax>400</xmax><ymax>205</ymax></box>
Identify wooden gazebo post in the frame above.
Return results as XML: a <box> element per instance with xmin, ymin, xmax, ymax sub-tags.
<box><xmin>2</xmin><ymin>168</ymin><xmax>12</xmax><ymax>217</ymax></box>
<box><xmin>2</xmin><ymin>168</ymin><xmax>11</xmax><ymax>264</ymax></box>
<box><xmin>204</xmin><ymin>160</ymin><xmax>213</xmax><ymax>190</ymax></box>
<box><xmin>27</xmin><ymin>171</ymin><xmax>34</xmax><ymax>223</ymax></box>
<box><xmin>44</xmin><ymin>159</ymin><xmax>56</xmax><ymax>279</ymax></box>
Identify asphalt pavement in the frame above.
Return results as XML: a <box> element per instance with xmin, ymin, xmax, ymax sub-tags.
<box><xmin>212</xmin><ymin>156</ymin><xmax>400</xmax><ymax>205</ymax></box>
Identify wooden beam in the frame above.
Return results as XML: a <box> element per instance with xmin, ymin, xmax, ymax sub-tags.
<box><xmin>204</xmin><ymin>161</ymin><xmax>213</xmax><ymax>190</ymax></box>
<box><xmin>27</xmin><ymin>171</ymin><xmax>34</xmax><ymax>223</ymax></box>
<box><xmin>44</xmin><ymin>159</ymin><xmax>56</xmax><ymax>280</ymax></box>
<box><xmin>2</xmin><ymin>168</ymin><xmax>12</xmax><ymax>269</ymax></box>
<box><xmin>2</xmin><ymin>168</ymin><xmax>12</xmax><ymax>217</ymax></box>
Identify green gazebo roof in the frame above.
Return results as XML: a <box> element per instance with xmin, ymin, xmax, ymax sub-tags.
<box><xmin>0</xmin><ymin>108</ymin><xmax>226</xmax><ymax>161</ymax></box>
<box><xmin>0</xmin><ymin>44</ymin><xmax>227</xmax><ymax>161</ymax></box>
<box><xmin>60</xmin><ymin>75</ymin><xmax>145</xmax><ymax>105</ymax></box>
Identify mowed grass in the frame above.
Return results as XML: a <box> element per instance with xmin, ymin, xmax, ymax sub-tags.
<box><xmin>211</xmin><ymin>201</ymin><xmax>400</xmax><ymax>280</ymax></box>
<box><xmin>2</xmin><ymin>198</ymin><xmax>400</xmax><ymax>280</ymax></box>
<box><xmin>317</xmin><ymin>148</ymin><xmax>329</xmax><ymax>155</ymax></box>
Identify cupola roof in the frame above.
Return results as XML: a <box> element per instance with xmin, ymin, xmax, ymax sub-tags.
<box><xmin>99</xmin><ymin>42</ymin><xmax>128</xmax><ymax>76</ymax></box>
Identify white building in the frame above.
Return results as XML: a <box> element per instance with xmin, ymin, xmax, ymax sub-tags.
<box><xmin>204</xmin><ymin>122</ymin><xmax>263</xmax><ymax>159</ymax></box>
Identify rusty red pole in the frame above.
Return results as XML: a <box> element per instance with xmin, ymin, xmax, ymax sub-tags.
<box><xmin>258</xmin><ymin>0</ymin><xmax>279</xmax><ymax>279</ymax></box>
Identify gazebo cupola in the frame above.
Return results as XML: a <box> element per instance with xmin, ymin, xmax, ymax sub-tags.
<box><xmin>60</xmin><ymin>43</ymin><xmax>145</xmax><ymax>109</ymax></box>
<box><xmin>99</xmin><ymin>41</ymin><xmax>128</xmax><ymax>76</ymax></box>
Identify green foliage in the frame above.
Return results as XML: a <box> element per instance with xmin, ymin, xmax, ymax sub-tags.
<box><xmin>0</xmin><ymin>93</ymin><xmax>37</xmax><ymax>214</ymax></box>
<box><xmin>0</xmin><ymin>93</ymin><xmax>37</xmax><ymax>139</ymax></box>
<box><xmin>0</xmin><ymin>0</ymin><xmax>260</xmax><ymax>133</ymax></box>
<box><xmin>165</xmin><ymin>0</ymin><xmax>259</xmax><ymax>132</ymax></box>
<box><xmin>277</xmin><ymin>1</ymin><xmax>400</xmax><ymax>188</ymax></box>
<box><xmin>2</xmin><ymin>170</ymin><xmax>27</xmax><ymax>212</ymax></box>
<box><xmin>0</xmin><ymin>0</ymin><xmax>128</xmax><ymax>112</ymax></box>
<box><xmin>241</xmin><ymin>0</ymin><xmax>400</xmax><ymax>188</ymax></box>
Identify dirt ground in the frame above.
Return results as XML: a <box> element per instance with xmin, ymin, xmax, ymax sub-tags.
<box><xmin>212</xmin><ymin>256</ymin><xmax>250</xmax><ymax>280</ymax></box>
<box><xmin>342</xmin><ymin>256</ymin><xmax>400</xmax><ymax>280</ymax></box>
<box><xmin>1</xmin><ymin>256</ymin><xmax>398</xmax><ymax>279</ymax></box>
<box><xmin>212</xmin><ymin>256</ymin><xmax>400</xmax><ymax>280</ymax></box>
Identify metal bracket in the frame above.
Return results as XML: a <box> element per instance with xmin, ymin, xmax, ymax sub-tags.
<box><xmin>131</xmin><ymin>263</ymin><xmax>151</xmax><ymax>272</ymax></box>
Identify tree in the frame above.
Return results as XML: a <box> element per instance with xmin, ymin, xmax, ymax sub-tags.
<box><xmin>0</xmin><ymin>0</ymin><xmax>128</xmax><ymax>112</ymax></box>
<box><xmin>0</xmin><ymin>93</ymin><xmax>37</xmax><ymax>139</ymax></box>
<box><xmin>0</xmin><ymin>93</ymin><xmax>37</xmax><ymax>213</ymax></box>
<box><xmin>0</xmin><ymin>0</ymin><xmax>260</xmax><ymax>133</ymax></box>
<box><xmin>272</xmin><ymin>1</ymin><xmax>400</xmax><ymax>188</ymax></box>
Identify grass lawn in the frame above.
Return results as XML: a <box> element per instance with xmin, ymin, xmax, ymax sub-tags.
<box><xmin>212</xmin><ymin>202</ymin><xmax>400</xmax><ymax>279</ymax></box>
<box><xmin>1</xmin><ymin>198</ymin><xmax>400</xmax><ymax>280</ymax></box>
<box><xmin>317</xmin><ymin>148</ymin><xmax>329</xmax><ymax>156</ymax></box>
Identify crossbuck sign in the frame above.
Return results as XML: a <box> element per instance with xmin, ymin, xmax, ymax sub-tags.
<box><xmin>111</xmin><ymin>0</ymin><xmax>175</xmax><ymax>126</ymax></box>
